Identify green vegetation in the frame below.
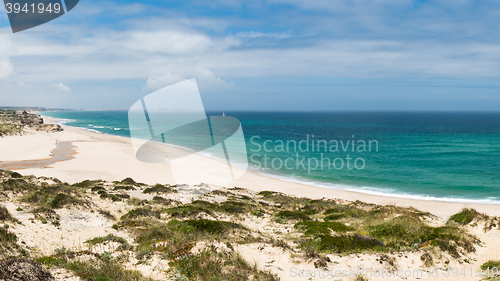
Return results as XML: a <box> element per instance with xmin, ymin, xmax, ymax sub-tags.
<box><xmin>119</xmin><ymin>177</ymin><xmax>145</xmax><ymax>186</ymax></box>
<box><xmin>0</xmin><ymin>110</ymin><xmax>49</xmax><ymax>136</ymax></box>
<box><xmin>256</xmin><ymin>191</ymin><xmax>479</xmax><ymax>259</ymax></box>
<box><xmin>0</xmin><ymin>124</ymin><xmax>23</xmax><ymax>136</ymax></box>
<box><xmin>369</xmin><ymin>215</ymin><xmax>476</xmax><ymax>257</ymax></box>
<box><xmin>218</xmin><ymin>200</ymin><xmax>256</xmax><ymax>214</ymax></box>
<box><xmin>86</xmin><ymin>235</ymin><xmax>128</xmax><ymax>246</ymax></box>
<box><xmin>98</xmin><ymin>209</ymin><xmax>116</xmax><ymax>220</ymax></box>
<box><xmin>0</xmin><ymin>171</ymin><xmax>491</xmax><ymax>278</ymax></box>
<box><xmin>163</xmin><ymin>199</ymin><xmax>259</xmax><ymax>218</ymax></box>
<box><xmin>0</xmin><ymin>206</ymin><xmax>12</xmax><ymax>221</ymax></box>
<box><xmin>449</xmin><ymin>208</ymin><xmax>481</xmax><ymax>225</ymax></box>
<box><xmin>295</xmin><ymin>221</ymin><xmax>354</xmax><ymax>235</ymax></box>
<box><xmin>0</xmin><ymin>178</ymin><xmax>37</xmax><ymax>193</ymax></box>
<box><xmin>317</xmin><ymin>234</ymin><xmax>384</xmax><ymax>253</ymax></box>
<box><xmin>85</xmin><ymin>234</ymin><xmax>131</xmax><ymax>251</ymax></box>
<box><xmin>36</xmin><ymin>251</ymin><xmax>152</xmax><ymax>281</ymax></box>
<box><xmin>114</xmin><ymin>185</ymin><xmax>136</xmax><ymax>191</ymax></box>
<box><xmin>165</xmin><ymin>204</ymin><xmax>213</xmax><ymax>218</ymax></box>
<box><xmin>121</xmin><ymin>207</ymin><xmax>160</xmax><ymax>220</ymax></box>
<box><xmin>143</xmin><ymin>183</ymin><xmax>177</xmax><ymax>194</ymax></box>
<box><xmin>170</xmin><ymin>248</ymin><xmax>278</xmax><ymax>281</ymax></box>
<box><xmin>323</xmin><ymin>205</ymin><xmax>369</xmax><ymax>220</ymax></box>
<box><xmin>129</xmin><ymin>218</ymin><xmax>250</xmax><ymax>262</ymax></box>
<box><xmin>20</xmin><ymin>182</ymin><xmax>87</xmax><ymax>209</ymax></box>
<box><xmin>151</xmin><ymin>196</ymin><xmax>179</xmax><ymax>205</ymax></box>
<box><xmin>99</xmin><ymin>191</ymin><xmax>130</xmax><ymax>202</ymax></box>
<box><xmin>481</xmin><ymin>260</ymin><xmax>500</xmax><ymax>270</ymax></box>
<box><xmin>0</xmin><ymin>225</ymin><xmax>28</xmax><ymax>258</ymax></box>
<box><xmin>72</xmin><ymin>180</ymin><xmax>102</xmax><ymax>188</ymax></box>
<box><xmin>276</xmin><ymin>210</ymin><xmax>310</xmax><ymax>221</ymax></box>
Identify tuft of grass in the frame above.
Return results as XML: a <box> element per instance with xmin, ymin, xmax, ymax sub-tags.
<box><xmin>295</xmin><ymin>221</ymin><xmax>354</xmax><ymax>236</ymax></box>
<box><xmin>99</xmin><ymin>191</ymin><xmax>130</xmax><ymax>202</ymax></box>
<box><xmin>113</xmin><ymin>185</ymin><xmax>135</xmax><ymax>191</ymax></box>
<box><xmin>36</xmin><ymin>253</ymin><xmax>153</xmax><ymax>281</ymax></box>
<box><xmin>181</xmin><ymin>219</ymin><xmax>247</xmax><ymax>235</ymax></box>
<box><xmin>0</xmin><ymin>206</ymin><xmax>12</xmax><ymax>221</ymax></box>
<box><xmin>120</xmin><ymin>207</ymin><xmax>160</xmax><ymax>220</ymax></box>
<box><xmin>208</xmin><ymin>190</ymin><xmax>233</xmax><ymax>196</ymax></box>
<box><xmin>481</xmin><ymin>260</ymin><xmax>500</xmax><ymax>270</ymax></box>
<box><xmin>0</xmin><ymin>124</ymin><xmax>23</xmax><ymax>136</ymax></box>
<box><xmin>33</xmin><ymin>207</ymin><xmax>60</xmax><ymax>225</ymax></box>
<box><xmin>143</xmin><ymin>184</ymin><xmax>177</xmax><ymax>194</ymax></box>
<box><xmin>0</xmin><ymin>226</ymin><xmax>27</xmax><ymax>257</ymax></box>
<box><xmin>449</xmin><ymin>208</ymin><xmax>480</xmax><ymax>225</ymax></box>
<box><xmin>164</xmin><ymin>205</ymin><xmax>213</xmax><ymax>218</ymax></box>
<box><xmin>120</xmin><ymin>177</ymin><xmax>138</xmax><ymax>185</ymax></box>
<box><xmin>47</xmin><ymin>193</ymin><xmax>79</xmax><ymax>209</ymax></box>
<box><xmin>0</xmin><ymin>227</ymin><xmax>18</xmax><ymax>244</ymax></box>
<box><xmin>20</xmin><ymin>183</ymin><xmax>87</xmax><ymax>209</ymax></box>
<box><xmin>85</xmin><ymin>234</ymin><xmax>130</xmax><ymax>251</ymax></box>
<box><xmin>276</xmin><ymin>210</ymin><xmax>310</xmax><ymax>221</ymax></box>
<box><xmin>98</xmin><ymin>209</ymin><xmax>116</xmax><ymax>221</ymax></box>
<box><xmin>323</xmin><ymin>205</ymin><xmax>369</xmax><ymax>219</ymax></box>
<box><xmin>316</xmin><ymin>234</ymin><xmax>384</xmax><ymax>253</ymax></box>
<box><xmin>369</xmin><ymin>215</ymin><xmax>476</xmax><ymax>258</ymax></box>
<box><xmin>72</xmin><ymin>180</ymin><xmax>102</xmax><ymax>188</ymax></box>
<box><xmin>91</xmin><ymin>186</ymin><xmax>106</xmax><ymax>192</ymax></box>
<box><xmin>218</xmin><ymin>200</ymin><xmax>257</xmax><ymax>214</ymax></box>
<box><xmin>10</xmin><ymin>172</ymin><xmax>22</xmax><ymax>179</ymax></box>
<box><xmin>162</xmin><ymin>200</ymin><xmax>260</xmax><ymax>218</ymax></box>
<box><xmin>151</xmin><ymin>196</ymin><xmax>179</xmax><ymax>206</ymax></box>
<box><xmin>131</xmin><ymin>219</ymin><xmax>249</xmax><ymax>262</ymax></box>
<box><xmin>250</xmin><ymin>209</ymin><xmax>265</xmax><ymax>217</ymax></box>
<box><xmin>170</xmin><ymin>248</ymin><xmax>279</xmax><ymax>281</ymax></box>
<box><xmin>1</xmin><ymin>178</ymin><xmax>37</xmax><ymax>193</ymax></box>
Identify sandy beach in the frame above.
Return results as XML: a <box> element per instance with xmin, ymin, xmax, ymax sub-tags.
<box><xmin>0</xmin><ymin>116</ymin><xmax>498</xmax><ymax>218</ymax></box>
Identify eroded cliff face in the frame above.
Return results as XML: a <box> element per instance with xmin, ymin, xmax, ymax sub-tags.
<box><xmin>0</xmin><ymin>110</ymin><xmax>62</xmax><ymax>136</ymax></box>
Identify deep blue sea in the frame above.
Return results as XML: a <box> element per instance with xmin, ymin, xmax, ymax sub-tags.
<box><xmin>41</xmin><ymin>111</ymin><xmax>500</xmax><ymax>204</ymax></box>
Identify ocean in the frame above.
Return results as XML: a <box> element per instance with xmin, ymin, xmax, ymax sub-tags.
<box><xmin>41</xmin><ymin>111</ymin><xmax>500</xmax><ymax>205</ymax></box>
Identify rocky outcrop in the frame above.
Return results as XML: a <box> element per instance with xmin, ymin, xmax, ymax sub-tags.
<box><xmin>0</xmin><ymin>259</ymin><xmax>54</xmax><ymax>281</ymax></box>
<box><xmin>35</xmin><ymin>124</ymin><xmax>63</xmax><ymax>133</ymax></box>
<box><xmin>0</xmin><ymin>110</ymin><xmax>61</xmax><ymax>135</ymax></box>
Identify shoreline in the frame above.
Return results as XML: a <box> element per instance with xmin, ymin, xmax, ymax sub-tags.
<box><xmin>45</xmin><ymin>115</ymin><xmax>500</xmax><ymax>206</ymax></box>
<box><xmin>1</xmin><ymin>114</ymin><xmax>498</xmax><ymax>218</ymax></box>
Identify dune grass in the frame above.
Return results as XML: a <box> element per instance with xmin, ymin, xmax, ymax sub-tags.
<box><xmin>36</xmin><ymin>251</ymin><xmax>153</xmax><ymax>281</ymax></box>
<box><xmin>0</xmin><ymin>171</ymin><xmax>491</xmax><ymax>277</ymax></box>
<box><xmin>256</xmin><ymin>191</ymin><xmax>480</xmax><ymax>259</ymax></box>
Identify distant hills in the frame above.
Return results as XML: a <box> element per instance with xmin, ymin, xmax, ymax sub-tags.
<box><xmin>0</xmin><ymin>107</ymin><xmax>129</xmax><ymax>112</ymax></box>
<box><xmin>0</xmin><ymin>107</ymin><xmax>71</xmax><ymax>112</ymax></box>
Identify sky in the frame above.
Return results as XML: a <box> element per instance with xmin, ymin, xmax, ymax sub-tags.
<box><xmin>2</xmin><ymin>0</ymin><xmax>500</xmax><ymax>111</ymax></box>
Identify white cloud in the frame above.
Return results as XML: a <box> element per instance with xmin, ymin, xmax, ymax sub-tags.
<box><xmin>123</xmin><ymin>30</ymin><xmax>240</xmax><ymax>55</ymax></box>
<box><xmin>145</xmin><ymin>72</ymin><xmax>184</xmax><ymax>90</ymax></box>
<box><xmin>50</xmin><ymin>82</ymin><xmax>71</xmax><ymax>92</ymax></box>
<box><xmin>2</xmin><ymin>4</ymin><xmax>500</xmax><ymax>95</ymax></box>
<box><xmin>268</xmin><ymin>0</ymin><xmax>413</xmax><ymax>11</ymax></box>
<box><xmin>144</xmin><ymin>67</ymin><xmax>232</xmax><ymax>91</ymax></box>
<box><xmin>0</xmin><ymin>57</ymin><xmax>14</xmax><ymax>79</ymax></box>
<box><xmin>235</xmin><ymin>31</ymin><xmax>293</xmax><ymax>40</ymax></box>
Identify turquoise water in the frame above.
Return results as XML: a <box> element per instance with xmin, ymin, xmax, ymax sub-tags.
<box><xmin>42</xmin><ymin>111</ymin><xmax>500</xmax><ymax>204</ymax></box>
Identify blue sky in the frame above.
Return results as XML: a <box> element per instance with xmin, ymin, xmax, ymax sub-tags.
<box><xmin>1</xmin><ymin>0</ymin><xmax>500</xmax><ymax>110</ymax></box>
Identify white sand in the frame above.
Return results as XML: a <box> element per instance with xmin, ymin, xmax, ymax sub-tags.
<box><xmin>1</xmin><ymin>117</ymin><xmax>499</xmax><ymax>218</ymax></box>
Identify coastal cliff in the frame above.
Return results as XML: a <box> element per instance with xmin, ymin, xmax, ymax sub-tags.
<box><xmin>0</xmin><ymin>109</ymin><xmax>62</xmax><ymax>137</ymax></box>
